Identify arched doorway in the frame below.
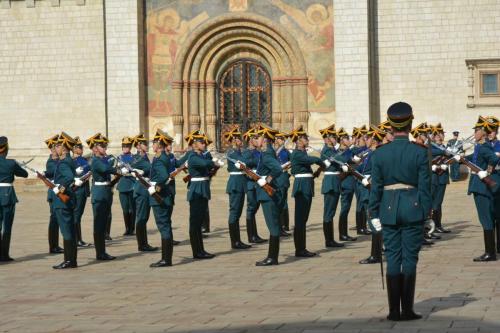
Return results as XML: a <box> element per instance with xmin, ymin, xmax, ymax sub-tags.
<box><xmin>216</xmin><ymin>59</ymin><xmax>271</xmax><ymax>149</ymax></box>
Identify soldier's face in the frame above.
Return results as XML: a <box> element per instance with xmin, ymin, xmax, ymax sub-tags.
<box><xmin>55</xmin><ymin>144</ymin><xmax>63</xmax><ymax>156</ymax></box>
<box><xmin>73</xmin><ymin>147</ymin><xmax>83</xmax><ymax>155</ymax></box>
<box><xmin>253</xmin><ymin>136</ymin><xmax>263</xmax><ymax>148</ymax></box>
<box><xmin>474</xmin><ymin>129</ymin><xmax>484</xmax><ymax>141</ymax></box>
<box><xmin>276</xmin><ymin>138</ymin><xmax>284</xmax><ymax>146</ymax></box>
<box><xmin>365</xmin><ymin>137</ymin><xmax>373</xmax><ymax>147</ymax></box>
<box><xmin>488</xmin><ymin>131</ymin><xmax>497</xmax><ymax>140</ymax></box>
<box><xmin>234</xmin><ymin>138</ymin><xmax>243</xmax><ymax>147</ymax></box>
<box><xmin>152</xmin><ymin>141</ymin><xmax>159</xmax><ymax>152</ymax></box>
<box><xmin>96</xmin><ymin>145</ymin><xmax>107</xmax><ymax>155</ymax></box>
<box><xmin>139</xmin><ymin>142</ymin><xmax>148</xmax><ymax>152</ymax></box>
<box><xmin>165</xmin><ymin>143</ymin><xmax>172</xmax><ymax>152</ymax></box>
<box><xmin>122</xmin><ymin>145</ymin><xmax>131</xmax><ymax>154</ymax></box>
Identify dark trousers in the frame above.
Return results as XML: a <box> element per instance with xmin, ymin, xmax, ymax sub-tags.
<box><xmin>228</xmin><ymin>191</ymin><xmax>245</xmax><ymax>225</ymax></box>
<box><xmin>0</xmin><ymin>204</ymin><xmax>15</xmax><ymax>235</ymax></box>
<box><xmin>473</xmin><ymin>193</ymin><xmax>495</xmax><ymax>231</ymax></box>
<box><xmin>450</xmin><ymin>163</ymin><xmax>460</xmax><ymax>181</ymax></box>
<box><xmin>246</xmin><ymin>189</ymin><xmax>260</xmax><ymax>220</ymax></box>
<box><xmin>152</xmin><ymin>205</ymin><xmax>173</xmax><ymax>239</ymax></box>
<box><xmin>294</xmin><ymin>193</ymin><xmax>312</xmax><ymax>230</ymax></box>
<box><xmin>134</xmin><ymin>194</ymin><xmax>151</xmax><ymax>227</ymax></box>
<box><xmin>54</xmin><ymin>207</ymin><xmax>75</xmax><ymax>241</ymax></box>
<box><xmin>323</xmin><ymin>191</ymin><xmax>340</xmax><ymax>223</ymax></box>
<box><xmin>190</xmin><ymin>197</ymin><xmax>208</xmax><ymax>233</ymax></box>
<box><xmin>383</xmin><ymin>222</ymin><xmax>424</xmax><ymax>275</ymax></box>
<box><xmin>73</xmin><ymin>190</ymin><xmax>87</xmax><ymax>226</ymax></box>
<box><xmin>93</xmin><ymin>200</ymin><xmax>111</xmax><ymax>234</ymax></box>
<box><xmin>119</xmin><ymin>191</ymin><xmax>135</xmax><ymax>215</ymax></box>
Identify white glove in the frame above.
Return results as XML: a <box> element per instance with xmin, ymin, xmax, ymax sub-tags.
<box><xmin>477</xmin><ymin>170</ymin><xmax>488</xmax><ymax>179</ymax></box>
<box><xmin>147</xmin><ymin>186</ymin><xmax>156</xmax><ymax>195</ymax></box>
<box><xmin>323</xmin><ymin>159</ymin><xmax>331</xmax><ymax>168</ymax></box>
<box><xmin>352</xmin><ymin>155</ymin><xmax>361</xmax><ymax>163</ymax></box>
<box><xmin>74</xmin><ymin>178</ymin><xmax>83</xmax><ymax>187</ymax></box>
<box><xmin>184</xmin><ymin>161</ymin><xmax>188</xmax><ymax>168</ymax></box>
<box><xmin>440</xmin><ymin>164</ymin><xmax>448</xmax><ymax>171</ymax></box>
<box><xmin>216</xmin><ymin>159</ymin><xmax>224</xmax><ymax>167</ymax></box>
<box><xmin>341</xmin><ymin>164</ymin><xmax>349</xmax><ymax>173</ymax></box>
<box><xmin>431</xmin><ymin>165</ymin><xmax>438</xmax><ymax>172</ymax></box>
<box><xmin>371</xmin><ymin>218</ymin><xmax>382</xmax><ymax>232</ymax></box>
<box><xmin>52</xmin><ymin>186</ymin><xmax>60</xmax><ymax>195</ymax></box>
<box><xmin>453</xmin><ymin>155</ymin><xmax>461</xmax><ymax>162</ymax></box>
<box><xmin>257</xmin><ymin>177</ymin><xmax>267</xmax><ymax>187</ymax></box>
<box><xmin>120</xmin><ymin>167</ymin><xmax>129</xmax><ymax>175</ymax></box>
<box><xmin>361</xmin><ymin>177</ymin><xmax>370</xmax><ymax>187</ymax></box>
<box><xmin>132</xmin><ymin>168</ymin><xmax>144</xmax><ymax>176</ymax></box>
<box><xmin>281</xmin><ymin>161</ymin><xmax>291</xmax><ymax>169</ymax></box>
<box><xmin>425</xmin><ymin>218</ymin><xmax>436</xmax><ymax>235</ymax></box>
<box><xmin>496</xmin><ymin>152</ymin><xmax>500</xmax><ymax>157</ymax></box>
<box><xmin>75</xmin><ymin>166</ymin><xmax>84</xmax><ymax>175</ymax></box>
<box><xmin>234</xmin><ymin>160</ymin><xmax>245</xmax><ymax>169</ymax></box>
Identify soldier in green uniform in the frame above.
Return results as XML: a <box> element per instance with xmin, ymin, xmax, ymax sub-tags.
<box><xmin>44</xmin><ymin>134</ymin><xmax>64</xmax><ymax>254</ymax></box>
<box><xmin>459</xmin><ymin>117</ymin><xmax>499</xmax><ymax>261</ymax></box>
<box><xmin>0</xmin><ymin>136</ymin><xmax>28</xmax><ymax>262</ymax></box>
<box><xmin>319</xmin><ymin>125</ymin><xmax>344</xmax><ymax>248</ymax></box>
<box><xmin>485</xmin><ymin>116</ymin><xmax>500</xmax><ymax>253</ymax></box>
<box><xmin>148</xmin><ymin>129</ymin><xmax>176</xmax><ymax>267</ymax></box>
<box><xmin>352</xmin><ymin>125</ymin><xmax>371</xmax><ymax>236</ymax></box>
<box><xmin>368</xmin><ymin>102</ymin><xmax>432</xmax><ymax>321</ymax></box>
<box><xmin>253</xmin><ymin>125</ymin><xmax>284</xmax><ymax>265</ymax></box>
<box><xmin>186</xmin><ymin>132</ymin><xmax>223</xmax><ymax>259</ymax></box>
<box><xmin>163</xmin><ymin>136</ymin><xmax>181</xmax><ymax>246</ymax></box>
<box><xmin>242</xmin><ymin>128</ymin><xmax>267</xmax><ymax>244</ymax></box>
<box><xmin>117</xmin><ymin>136</ymin><xmax>136</xmax><ymax>236</ymax></box>
<box><xmin>72</xmin><ymin>136</ymin><xmax>92</xmax><ymax>247</ymax></box>
<box><xmin>52</xmin><ymin>133</ymin><xmax>79</xmax><ymax>269</ymax></box>
<box><xmin>429</xmin><ymin>124</ymin><xmax>451</xmax><ymax>235</ymax></box>
<box><xmin>274</xmin><ymin>131</ymin><xmax>291</xmax><ymax>237</ymax></box>
<box><xmin>101</xmin><ymin>134</ymin><xmax>114</xmax><ymax>241</ymax></box>
<box><xmin>358</xmin><ymin>126</ymin><xmax>385</xmax><ymax>264</ymax></box>
<box><xmin>290</xmin><ymin>125</ymin><xmax>329</xmax><ymax>257</ymax></box>
<box><xmin>88</xmin><ymin>134</ymin><xmax>122</xmax><ymax>261</ymax></box>
<box><xmin>130</xmin><ymin>133</ymin><xmax>157</xmax><ymax>252</ymax></box>
<box><xmin>337</xmin><ymin>128</ymin><xmax>360</xmax><ymax>242</ymax></box>
<box><xmin>224</xmin><ymin>126</ymin><xmax>251</xmax><ymax>250</ymax></box>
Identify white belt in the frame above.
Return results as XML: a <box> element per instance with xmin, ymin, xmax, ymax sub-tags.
<box><xmin>294</xmin><ymin>173</ymin><xmax>313</xmax><ymax>178</ymax></box>
<box><xmin>94</xmin><ymin>181</ymin><xmax>110</xmax><ymax>186</ymax></box>
<box><xmin>384</xmin><ymin>184</ymin><xmax>415</xmax><ymax>191</ymax></box>
<box><xmin>191</xmin><ymin>177</ymin><xmax>209</xmax><ymax>182</ymax></box>
<box><xmin>252</xmin><ymin>169</ymin><xmax>257</xmax><ymax>173</ymax></box>
<box><xmin>324</xmin><ymin>171</ymin><xmax>340</xmax><ymax>175</ymax></box>
<box><xmin>229</xmin><ymin>172</ymin><xmax>244</xmax><ymax>175</ymax></box>
<box><xmin>0</xmin><ymin>183</ymin><xmax>13</xmax><ymax>187</ymax></box>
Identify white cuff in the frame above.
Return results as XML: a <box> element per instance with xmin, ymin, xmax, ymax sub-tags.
<box><xmin>371</xmin><ymin>218</ymin><xmax>382</xmax><ymax>232</ymax></box>
<box><xmin>148</xmin><ymin>186</ymin><xmax>156</xmax><ymax>195</ymax></box>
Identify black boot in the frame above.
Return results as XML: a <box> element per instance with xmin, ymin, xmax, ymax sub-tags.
<box><xmin>195</xmin><ymin>229</ymin><xmax>215</xmax><ymax>259</ymax></box>
<box><xmin>229</xmin><ymin>223</ymin><xmax>251</xmax><ymax>249</ymax></box>
<box><xmin>0</xmin><ymin>233</ymin><xmax>14</xmax><ymax>261</ymax></box>
<box><xmin>360</xmin><ymin>232</ymin><xmax>382</xmax><ymax>264</ymax></box>
<box><xmin>434</xmin><ymin>210</ymin><xmax>450</xmax><ymax>233</ymax></box>
<box><xmin>256</xmin><ymin>236</ymin><xmax>280</xmax><ymax>266</ymax></box>
<box><xmin>422</xmin><ymin>229</ymin><xmax>433</xmax><ymax>246</ymax></box>
<box><xmin>94</xmin><ymin>232</ymin><xmax>116</xmax><ymax>260</ymax></box>
<box><xmin>122</xmin><ymin>212</ymin><xmax>133</xmax><ymax>236</ymax></box>
<box><xmin>105</xmin><ymin>215</ymin><xmax>112</xmax><ymax>241</ymax></box>
<box><xmin>150</xmin><ymin>239</ymin><xmax>173</xmax><ymax>267</ymax></box>
<box><xmin>473</xmin><ymin>230</ymin><xmax>497</xmax><ymax>262</ymax></box>
<box><xmin>361</xmin><ymin>209</ymin><xmax>371</xmax><ymax>235</ymax></box>
<box><xmin>53</xmin><ymin>239</ymin><xmax>78</xmax><ymax>269</ymax></box>
<box><xmin>355</xmin><ymin>211</ymin><xmax>362</xmax><ymax>234</ymax></box>
<box><xmin>76</xmin><ymin>223</ymin><xmax>91</xmax><ymax>248</ymax></box>
<box><xmin>189</xmin><ymin>231</ymin><xmax>200</xmax><ymax>258</ymax></box>
<box><xmin>129</xmin><ymin>212</ymin><xmax>136</xmax><ymax>235</ymax></box>
<box><xmin>496</xmin><ymin>219</ymin><xmax>500</xmax><ymax>254</ymax></box>
<box><xmin>248</xmin><ymin>217</ymin><xmax>267</xmax><ymax>244</ymax></box>
<box><xmin>400</xmin><ymin>274</ymin><xmax>422</xmax><ymax>320</ymax></box>
<box><xmin>283</xmin><ymin>209</ymin><xmax>290</xmax><ymax>231</ymax></box>
<box><xmin>49</xmin><ymin>224</ymin><xmax>64</xmax><ymax>254</ymax></box>
<box><xmin>295</xmin><ymin>228</ymin><xmax>316</xmax><ymax>257</ymax></box>
<box><xmin>323</xmin><ymin>222</ymin><xmax>344</xmax><ymax>248</ymax></box>
<box><xmin>201</xmin><ymin>210</ymin><xmax>210</xmax><ymax>233</ymax></box>
<box><xmin>136</xmin><ymin>224</ymin><xmax>158</xmax><ymax>252</ymax></box>
<box><xmin>279</xmin><ymin>210</ymin><xmax>291</xmax><ymax>237</ymax></box>
<box><xmin>339</xmin><ymin>215</ymin><xmax>357</xmax><ymax>241</ymax></box>
<box><xmin>386</xmin><ymin>274</ymin><xmax>402</xmax><ymax>321</ymax></box>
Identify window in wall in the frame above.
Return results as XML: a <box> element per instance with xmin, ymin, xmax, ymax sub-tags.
<box><xmin>466</xmin><ymin>59</ymin><xmax>500</xmax><ymax>107</ymax></box>
<box><xmin>480</xmin><ymin>72</ymin><xmax>499</xmax><ymax>95</ymax></box>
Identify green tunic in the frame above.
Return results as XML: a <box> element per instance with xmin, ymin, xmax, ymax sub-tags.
<box><xmin>0</xmin><ymin>156</ymin><xmax>28</xmax><ymax>234</ymax></box>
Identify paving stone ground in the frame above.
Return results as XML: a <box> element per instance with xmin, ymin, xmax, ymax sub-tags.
<box><xmin>1</xmin><ymin>175</ymin><xmax>499</xmax><ymax>333</ymax></box>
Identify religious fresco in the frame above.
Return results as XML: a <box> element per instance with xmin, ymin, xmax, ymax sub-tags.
<box><xmin>145</xmin><ymin>0</ymin><xmax>334</xmax><ymax>125</ymax></box>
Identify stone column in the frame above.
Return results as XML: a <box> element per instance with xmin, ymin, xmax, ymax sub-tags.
<box><xmin>205</xmin><ymin>81</ymin><xmax>217</xmax><ymax>142</ymax></box>
<box><xmin>171</xmin><ymin>80</ymin><xmax>184</xmax><ymax>146</ymax></box>
<box><xmin>189</xmin><ymin>81</ymin><xmax>201</xmax><ymax>132</ymax></box>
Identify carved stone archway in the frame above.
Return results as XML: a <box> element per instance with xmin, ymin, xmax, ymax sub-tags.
<box><xmin>172</xmin><ymin>13</ymin><xmax>308</xmax><ymax>147</ymax></box>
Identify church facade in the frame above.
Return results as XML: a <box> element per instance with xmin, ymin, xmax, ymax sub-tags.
<box><xmin>1</xmin><ymin>0</ymin><xmax>499</xmax><ymax>162</ymax></box>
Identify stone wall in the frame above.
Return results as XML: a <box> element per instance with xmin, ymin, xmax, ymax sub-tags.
<box><xmin>0</xmin><ymin>0</ymin><xmax>105</xmax><ymax>166</ymax></box>
<box><xmin>376</xmin><ymin>0</ymin><xmax>500</xmax><ymax>135</ymax></box>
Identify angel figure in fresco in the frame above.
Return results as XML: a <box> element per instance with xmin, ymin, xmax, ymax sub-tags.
<box><xmin>148</xmin><ymin>9</ymin><xmax>209</xmax><ymax>116</ymax></box>
<box><xmin>268</xmin><ymin>0</ymin><xmax>334</xmax><ymax>107</ymax></box>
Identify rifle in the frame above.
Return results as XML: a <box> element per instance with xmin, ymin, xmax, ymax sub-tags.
<box><xmin>20</xmin><ymin>164</ymin><xmax>70</xmax><ymax>203</ymax></box>
<box><xmin>431</xmin><ymin>142</ymin><xmax>497</xmax><ymax>188</ymax></box>
<box><xmin>329</xmin><ymin>156</ymin><xmax>371</xmax><ymax>190</ymax></box>
<box><xmin>120</xmin><ymin>162</ymin><xmax>165</xmax><ymax>206</ymax></box>
<box><xmin>71</xmin><ymin>171</ymin><xmax>91</xmax><ymax>191</ymax></box>
<box><xmin>168</xmin><ymin>164</ymin><xmax>188</xmax><ymax>182</ymax></box>
<box><xmin>226</xmin><ymin>156</ymin><xmax>275</xmax><ymax>197</ymax></box>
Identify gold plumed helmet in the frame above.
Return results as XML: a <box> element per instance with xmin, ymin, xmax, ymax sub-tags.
<box><xmin>473</xmin><ymin>116</ymin><xmax>496</xmax><ymax>133</ymax></box>
<box><xmin>57</xmin><ymin>132</ymin><xmax>77</xmax><ymax>150</ymax></box>
<box><xmin>223</xmin><ymin>126</ymin><xmax>242</xmax><ymax>142</ymax></box>
<box><xmin>410</xmin><ymin>123</ymin><xmax>428</xmax><ymax>138</ymax></box>
<box><xmin>121</xmin><ymin>136</ymin><xmax>134</xmax><ymax>146</ymax></box>
<box><xmin>319</xmin><ymin>124</ymin><xmax>336</xmax><ymax>138</ymax></box>
<box><xmin>336</xmin><ymin>127</ymin><xmax>348</xmax><ymax>138</ymax></box>
<box><xmin>430</xmin><ymin>123</ymin><xmax>444</xmax><ymax>135</ymax></box>
<box><xmin>368</xmin><ymin>125</ymin><xmax>386</xmax><ymax>142</ymax></box>
<box><xmin>184</xmin><ymin>129</ymin><xmax>200</xmax><ymax>145</ymax></box>
<box><xmin>359</xmin><ymin>125</ymin><xmax>369</xmax><ymax>135</ymax></box>
<box><xmin>86</xmin><ymin>133</ymin><xmax>105</xmax><ymax>148</ymax></box>
<box><xmin>288</xmin><ymin>125</ymin><xmax>308</xmax><ymax>143</ymax></box>
<box><xmin>132</xmin><ymin>133</ymin><xmax>148</xmax><ymax>147</ymax></box>
<box><xmin>486</xmin><ymin>116</ymin><xmax>499</xmax><ymax>130</ymax></box>
<box><xmin>255</xmin><ymin>123</ymin><xmax>279</xmax><ymax>140</ymax></box>
<box><xmin>45</xmin><ymin>134</ymin><xmax>60</xmax><ymax>148</ymax></box>
<box><xmin>378</xmin><ymin>120</ymin><xmax>392</xmax><ymax>132</ymax></box>
<box><xmin>242</xmin><ymin>127</ymin><xmax>257</xmax><ymax>142</ymax></box>
<box><xmin>153</xmin><ymin>129</ymin><xmax>173</xmax><ymax>145</ymax></box>
<box><xmin>352</xmin><ymin>126</ymin><xmax>363</xmax><ymax>138</ymax></box>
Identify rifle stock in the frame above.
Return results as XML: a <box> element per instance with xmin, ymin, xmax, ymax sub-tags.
<box><xmin>36</xmin><ymin>171</ymin><xmax>70</xmax><ymax>203</ymax></box>
<box><xmin>460</xmin><ymin>157</ymin><xmax>497</xmax><ymax>188</ymax></box>
<box><xmin>240</xmin><ymin>165</ymin><xmax>275</xmax><ymax>196</ymax></box>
